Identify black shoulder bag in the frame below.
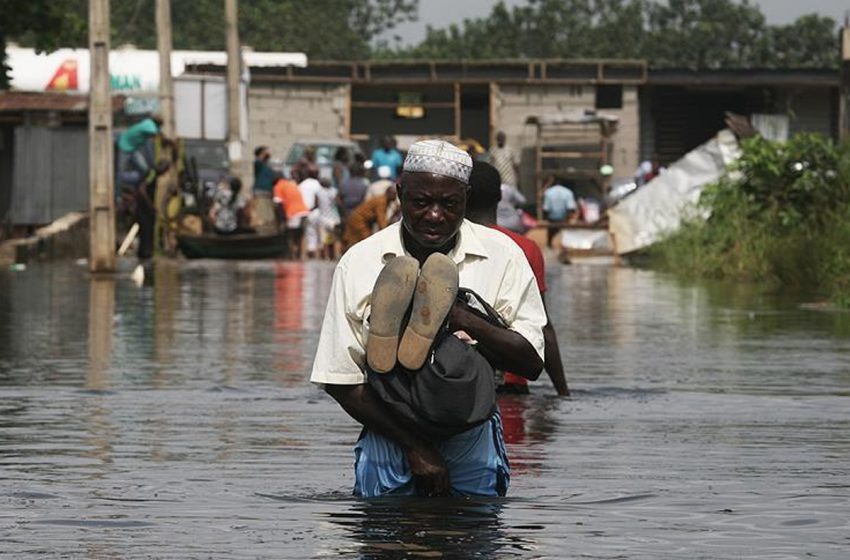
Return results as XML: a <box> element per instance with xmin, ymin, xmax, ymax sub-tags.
<box><xmin>367</xmin><ymin>288</ymin><xmax>506</xmax><ymax>441</ymax></box>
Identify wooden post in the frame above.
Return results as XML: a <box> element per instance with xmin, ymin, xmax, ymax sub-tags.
<box><xmin>488</xmin><ymin>81</ymin><xmax>499</xmax><ymax>148</ymax></box>
<box><xmin>156</xmin><ymin>0</ymin><xmax>175</xmax><ymax>138</ymax></box>
<box><xmin>225</xmin><ymin>0</ymin><xmax>244</xmax><ymax>180</ymax></box>
<box><xmin>88</xmin><ymin>0</ymin><xmax>115</xmax><ymax>273</ymax></box>
<box><xmin>156</xmin><ymin>0</ymin><xmax>176</xmax><ymax>255</ymax></box>
<box><xmin>840</xmin><ymin>25</ymin><xmax>850</xmax><ymax>142</ymax></box>
<box><xmin>453</xmin><ymin>82</ymin><xmax>461</xmax><ymax>141</ymax></box>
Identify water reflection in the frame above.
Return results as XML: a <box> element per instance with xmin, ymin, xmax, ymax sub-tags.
<box><xmin>323</xmin><ymin>498</ymin><xmax>515</xmax><ymax>559</ymax></box>
<box><xmin>87</xmin><ymin>277</ymin><xmax>115</xmax><ymax>391</ymax></box>
<box><xmin>274</xmin><ymin>262</ymin><xmax>308</xmax><ymax>381</ymax></box>
<box><xmin>498</xmin><ymin>395</ymin><xmax>560</xmax><ymax>476</ymax></box>
<box><xmin>1</xmin><ymin>260</ymin><xmax>849</xmax><ymax>558</ymax></box>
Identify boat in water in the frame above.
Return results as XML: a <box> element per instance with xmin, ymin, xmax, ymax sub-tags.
<box><xmin>177</xmin><ymin>231</ymin><xmax>288</xmax><ymax>259</ymax></box>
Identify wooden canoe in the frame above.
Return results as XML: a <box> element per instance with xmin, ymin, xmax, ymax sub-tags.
<box><xmin>177</xmin><ymin>232</ymin><xmax>288</xmax><ymax>259</ymax></box>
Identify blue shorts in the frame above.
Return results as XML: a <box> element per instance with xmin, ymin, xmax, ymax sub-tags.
<box><xmin>353</xmin><ymin>412</ymin><xmax>510</xmax><ymax>498</ymax></box>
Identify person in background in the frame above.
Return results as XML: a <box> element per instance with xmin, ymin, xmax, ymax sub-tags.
<box><xmin>488</xmin><ymin>131</ymin><xmax>519</xmax><ymax>188</ymax></box>
<box><xmin>466</xmin><ymin>161</ymin><xmax>569</xmax><ymax>396</ymax></box>
<box><xmin>291</xmin><ymin>145</ymin><xmax>317</xmax><ymax>183</ymax></box>
<box><xmin>210</xmin><ymin>177</ymin><xmax>253</xmax><ymax>235</ymax></box>
<box><xmin>316</xmin><ymin>177</ymin><xmax>342</xmax><ymax>260</ymax></box>
<box><xmin>252</xmin><ymin>145</ymin><xmax>277</xmax><ymax>226</ymax></box>
<box><xmin>369</xmin><ymin>136</ymin><xmax>403</xmax><ymax>181</ymax></box>
<box><xmin>273</xmin><ymin>174</ymin><xmax>309</xmax><ymax>259</ymax></box>
<box><xmin>497</xmin><ymin>183</ymin><xmax>527</xmax><ymax>233</ymax></box>
<box><xmin>635</xmin><ymin>153</ymin><xmax>663</xmax><ymax>186</ymax></box>
<box><xmin>135</xmin><ymin>159</ymin><xmax>171</xmax><ymax>261</ymax></box>
<box><xmin>298</xmin><ymin>164</ymin><xmax>324</xmax><ymax>259</ymax></box>
<box><xmin>365</xmin><ymin>165</ymin><xmax>394</xmax><ymax>201</ymax></box>
<box><xmin>341</xmin><ymin>185</ymin><xmax>399</xmax><ymax>253</ymax></box>
<box><xmin>339</xmin><ymin>161</ymin><xmax>369</xmax><ymax>219</ymax></box>
<box><xmin>332</xmin><ymin>146</ymin><xmax>351</xmax><ymax>190</ymax></box>
<box><xmin>117</xmin><ymin>114</ymin><xmax>169</xmax><ymax>186</ymax></box>
<box><xmin>542</xmin><ymin>176</ymin><xmax>578</xmax><ymax>248</ymax></box>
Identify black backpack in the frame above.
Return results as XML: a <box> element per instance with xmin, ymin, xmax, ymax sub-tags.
<box><xmin>367</xmin><ymin>288</ymin><xmax>505</xmax><ymax>441</ymax></box>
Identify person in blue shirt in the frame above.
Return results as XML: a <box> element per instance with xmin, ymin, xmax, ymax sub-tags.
<box><xmin>117</xmin><ymin>115</ymin><xmax>168</xmax><ymax>186</ymax></box>
<box><xmin>253</xmin><ymin>146</ymin><xmax>276</xmax><ymax>193</ymax></box>
<box><xmin>369</xmin><ymin>136</ymin><xmax>403</xmax><ymax>181</ymax></box>
<box><xmin>542</xmin><ymin>176</ymin><xmax>578</xmax><ymax>247</ymax></box>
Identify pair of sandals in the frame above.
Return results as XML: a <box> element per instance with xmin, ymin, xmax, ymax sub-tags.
<box><xmin>366</xmin><ymin>254</ymin><xmax>459</xmax><ymax>373</ymax></box>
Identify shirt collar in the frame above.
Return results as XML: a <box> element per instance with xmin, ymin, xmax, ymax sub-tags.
<box><xmin>380</xmin><ymin>220</ymin><xmax>490</xmax><ymax>264</ymax></box>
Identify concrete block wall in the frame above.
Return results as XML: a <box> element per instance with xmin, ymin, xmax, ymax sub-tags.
<box><xmin>248</xmin><ymin>83</ymin><xmax>349</xmax><ymax>164</ymax></box>
<box><xmin>494</xmin><ymin>83</ymin><xmax>640</xmax><ymax>197</ymax></box>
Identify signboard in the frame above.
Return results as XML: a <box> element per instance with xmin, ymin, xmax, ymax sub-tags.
<box><xmin>6</xmin><ymin>46</ymin><xmax>307</xmax><ymax>93</ymax></box>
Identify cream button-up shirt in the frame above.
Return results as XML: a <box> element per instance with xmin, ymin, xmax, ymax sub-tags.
<box><xmin>310</xmin><ymin>220</ymin><xmax>546</xmax><ymax>385</ymax></box>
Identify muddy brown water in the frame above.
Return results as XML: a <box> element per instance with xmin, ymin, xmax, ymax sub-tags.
<box><xmin>1</xmin><ymin>259</ymin><xmax>848</xmax><ymax>559</ymax></box>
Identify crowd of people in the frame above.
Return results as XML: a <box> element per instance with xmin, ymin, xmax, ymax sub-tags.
<box><xmin>254</xmin><ymin>136</ymin><xmax>405</xmax><ymax>260</ymax></box>
<box><xmin>249</xmin><ymin>131</ymin><xmax>587</xmax><ymax>261</ymax></box>
<box><xmin>115</xmin><ymin>111</ymin><xmax>586</xmax><ymax>263</ymax></box>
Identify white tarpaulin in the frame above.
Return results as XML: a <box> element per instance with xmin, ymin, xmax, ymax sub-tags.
<box><xmin>607</xmin><ymin>129</ymin><xmax>741</xmax><ymax>255</ymax></box>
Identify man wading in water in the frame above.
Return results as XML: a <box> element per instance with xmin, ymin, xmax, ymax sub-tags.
<box><xmin>311</xmin><ymin>140</ymin><xmax>546</xmax><ymax>497</ymax></box>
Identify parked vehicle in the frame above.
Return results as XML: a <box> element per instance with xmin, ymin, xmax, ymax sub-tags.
<box><xmin>281</xmin><ymin>139</ymin><xmax>362</xmax><ymax>182</ymax></box>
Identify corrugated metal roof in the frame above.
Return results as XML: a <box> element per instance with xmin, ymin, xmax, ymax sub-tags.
<box><xmin>647</xmin><ymin>68</ymin><xmax>839</xmax><ymax>87</ymax></box>
<box><xmin>0</xmin><ymin>91</ymin><xmax>125</xmax><ymax>113</ymax></box>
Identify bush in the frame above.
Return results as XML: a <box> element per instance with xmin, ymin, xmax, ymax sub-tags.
<box><xmin>651</xmin><ymin>133</ymin><xmax>850</xmax><ymax>305</ymax></box>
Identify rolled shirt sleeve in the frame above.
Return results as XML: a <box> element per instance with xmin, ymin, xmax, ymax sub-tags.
<box><xmin>491</xmin><ymin>249</ymin><xmax>546</xmax><ymax>363</ymax></box>
<box><xmin>310</xmin><ymin>262</ymin><xmax>368</xmax><ymax>385</ymax></box>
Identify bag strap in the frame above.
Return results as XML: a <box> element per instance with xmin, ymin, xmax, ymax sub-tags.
<box><xmin>456</xmin><ymin>288</ymin><xmax>508</xmax><ymax>329</ymax></box>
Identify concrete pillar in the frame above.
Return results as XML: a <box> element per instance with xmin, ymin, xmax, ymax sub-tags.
<box><xmin>88</xmin><ymin>0</ymin><xmax>115</xmax><ymax>272</ymax></box>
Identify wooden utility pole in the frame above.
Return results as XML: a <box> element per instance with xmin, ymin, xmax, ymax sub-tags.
<box><xmin>840</xmin><ymin>21</ymin><xmax>850</xmax><ymax>142</ymax></box>
<box><xmin>156</xmin><ymin>0</ymin><xmax>176</xmax><ymax>255</ymax></box>
<box><xmin>88</xmin><ymin>0</ymin><xmax>115</xmax><ymax>272</ymax></box>
<box><xmin>156</xmin><ymin>0</ymin><xmax>175</xmax><ymax>138</ymax></box>
<box><xmin>225</xmin><ymin>0</ymin><xmax>244</xmax><ymax>180</ymax></box>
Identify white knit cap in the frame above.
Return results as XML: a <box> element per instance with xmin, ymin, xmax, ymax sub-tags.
<box><xmin>403</xmin><ymin>139</ymin><xmax>473</xmax><ymax>184</ymax></box>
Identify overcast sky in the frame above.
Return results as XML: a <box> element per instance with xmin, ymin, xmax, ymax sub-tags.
<box><xmin>383</xmin><ymin>0</ymin><xmax>849</xmax><ymax>46</ymax></box>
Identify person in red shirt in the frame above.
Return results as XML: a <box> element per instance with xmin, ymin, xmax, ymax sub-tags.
<box><xmin>466</xmin><ymin>160</ymin><xmax>569</xmax><ymax>396</ymax></box>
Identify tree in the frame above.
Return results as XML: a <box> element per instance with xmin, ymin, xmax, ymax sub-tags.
<box><xmin>389</xmin><ymin>0</ymin><xmax>839</xmax><ymax>70</ymax></box>
<box><xmin>767</xmin><ymin>14</ymin><xmax>839</xmax><ymax>69</ymax></box>
<box><xmin>644</xmin><ymin>0</ymin><xmax>769</xmax><ymax>68</ymax></box>
<box><xmin>0</xmin><ymin>0</ymin><xmax>86</xmax><ymax>88</ymax></box>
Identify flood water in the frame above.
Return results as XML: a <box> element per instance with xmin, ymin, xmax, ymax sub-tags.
<box><xmin>1</xmin><ymin>258</ymin><xmax>848</xmax><ymax>559</ymax></box>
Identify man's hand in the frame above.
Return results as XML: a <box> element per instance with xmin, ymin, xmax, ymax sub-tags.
<box><xmin>405</xmin><ymin>444</ymin><xmax>450</xmax><ymax>496</ymax></box>
<box><xmin>447</xmin><ymin>298</ymin><xmax>474</xmax><ymax>331</ymax></box>
<box><xmin>325</xmin><ymin>383</ymin><xmax>453</xmax><ymax>495</ymax></box>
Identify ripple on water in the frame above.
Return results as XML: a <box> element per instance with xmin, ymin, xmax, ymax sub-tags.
<box><xmin>0</xmin><ymin>260</ymin><xmax>848</xmax><ymax>558</ymax></box>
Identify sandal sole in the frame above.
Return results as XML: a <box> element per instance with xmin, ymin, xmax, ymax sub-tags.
<box><xmin>397</xmin><ymin>253</ymin><xmax>459</xmax><ymax>370</ymax></box>
<box><xmin>366</xmin><ymin>256</ymin><xmax>420</xmax><ymax>373</ymax></box>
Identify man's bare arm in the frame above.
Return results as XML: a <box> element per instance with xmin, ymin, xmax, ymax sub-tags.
<box><xmin>540</xmin><ymin>297</ymin><xmax>569</xmax><ymax>396</ymax></box>
<box><xmin>324</xmin><ymin>383</ymin><xmax>450</xmax><ymax>496</ymax></box>
<box><xmin>448</xmin><ymin>304</ymin><xmax>544</xmax><ymax>380</ymax></box>
<box><xmin>543</xmin><ymin>320</ymin><xmax>569</xmax><ymax>395</ymax></box>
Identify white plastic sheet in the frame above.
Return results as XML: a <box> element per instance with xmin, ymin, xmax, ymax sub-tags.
<box><xmin>607</xmin><ymin>129</ymin><xmax>741</xmax><ymax>255</ymax></box>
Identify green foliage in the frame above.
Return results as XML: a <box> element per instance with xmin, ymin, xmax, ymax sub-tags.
<box><xmin>652</xmin><ymin>134</ymin><xmax>850</xmax><ymax>305</ymax></box>
<box><xmin>388</xmin><ymin>0</ymin><xmax>838</xmax><ymax>69</ymax></box>
<box><xmin>0</xmin><ymin>0</ymin><xmax>87</xmax><ymax>88</ymax></box>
